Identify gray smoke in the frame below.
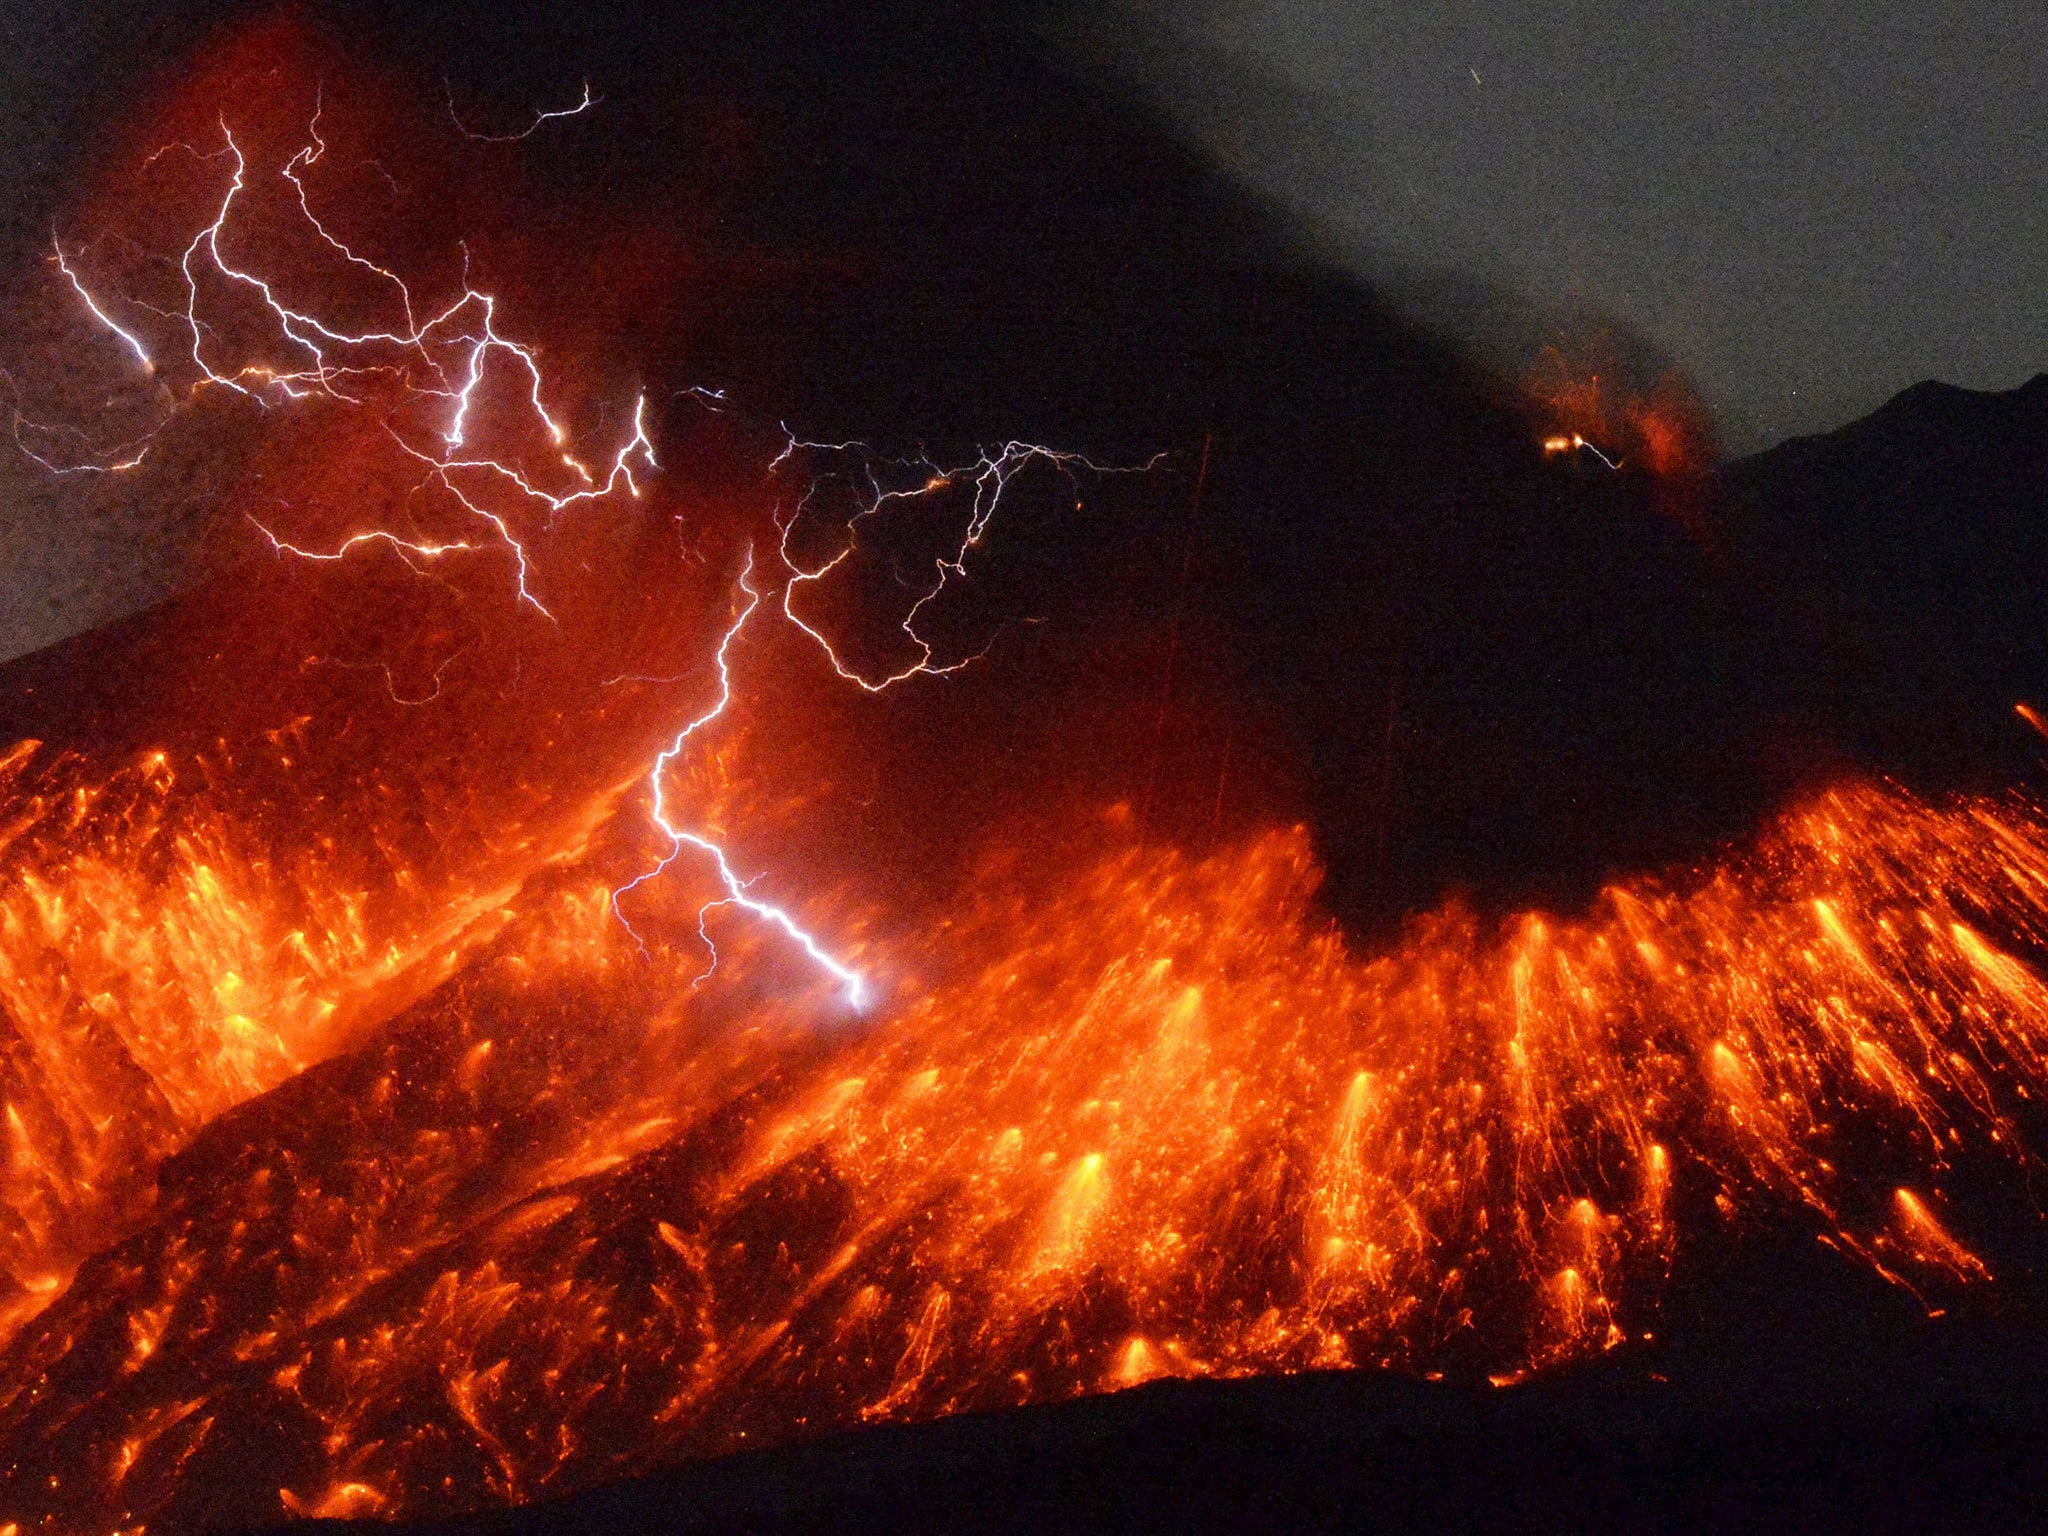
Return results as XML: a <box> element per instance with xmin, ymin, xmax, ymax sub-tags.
<box><xmin>1054</xmin><ymin>0</ymin><xmax>2048</xmax><ymax>455</ymax></box>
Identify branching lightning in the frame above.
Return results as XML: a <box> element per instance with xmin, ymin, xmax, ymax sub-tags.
<box><xmin>445</xmin><ymin>79</ymin><xmax>598</xmax><ymax>143</ymax></box>
<box><xmin>604</xmin><ymin>436</ymin><xmax>1160</xmax><ymax>1001</ymax></box>
<box><xmin>773</xmin><ymin>430</ymin><xmax>1166</xmax><ymax>690</ymax></box>
<box><xmin>51</xmin><ymin>238</ymin><xmax>154</xmax><ymax>376</ymax></box>
<box><xmin>15</xmin><ymin>89</ymin><xmax>1158</xmax><ymax>1016</ymax></box>
<box><xmin>2</xmin><ymin>370</ymin><xmax>159</xmax><ymax>475</ymax></box>
<box><xmin>24</xmin><ymin>110</ymin><xmax>658</xmax><ymax>615</ymax></box>
<box><xmin>609</xmin><ymin>552</ymin><xmax>867</xmax><ymax>1006</ymax></box>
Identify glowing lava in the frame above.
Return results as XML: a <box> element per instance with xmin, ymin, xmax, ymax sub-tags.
<box><xmin>5</xmin><ymin>775</ymin><xmax>2048</xmax><ymax>1529</ymax></box>
<box><xmin>1527</xmin><ymin>339</ymin><xmax>1714</xmax><ymax>484</ymax></box>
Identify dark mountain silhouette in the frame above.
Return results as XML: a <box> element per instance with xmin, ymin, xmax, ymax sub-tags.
<box><xmin>1720</xmin><ymin>373</ymin><xmax>2048</xmax><ymax>795</ymax></box>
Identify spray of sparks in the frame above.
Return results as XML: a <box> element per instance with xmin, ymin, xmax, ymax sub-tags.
<box><xmin>1541</xmin><ymin>431</ymin><xmax>1622</xmax><ymax>470</ymax></box>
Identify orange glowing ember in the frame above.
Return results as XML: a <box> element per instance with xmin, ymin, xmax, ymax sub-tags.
<box><xmin>1526</xmin><ymin>339</ymin><xmax>1715</xmax><ymax>484</ymax></box>
<box><xmin>6</xmin><ymin>759</ymin><xmax>2048</xmax><ymax>1528</ymax></box>
<box><xmin>3</xmin><ymin>37</ymin><xmax>2047</xmax><ymax>1536</ymax></box>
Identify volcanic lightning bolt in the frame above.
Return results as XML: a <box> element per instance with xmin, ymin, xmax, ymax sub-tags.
<box><xmin>26</xmin><ymin>113</ymin><xmax>657</xmax><ymax>601</ymax></box>
<box><xmin>610</xmin><ymin>550</ymin><xmax>867</xmax><ymax>1004</ymax></box>
<box><xmin>607</xmin><ymin>432</ymin><xmax>1159</xmax><ymax>998</ymax></box>
<box><xmin>607</xmin><ymin>431</ymin><xmax>1161</xmax><ymax>997</ymax></box>
<box><xmin>774</xmin><ymin>428</ymin><xmax>1165</xmax><ymax>689</ymax></box>
<box><xmin>446</xmin><ymin>78</ymin><xmax>599</xmax><ymax>143</ymax></box>
<box><xmin>51</xmin><ymin>239</ymin><xmax>155</xmax><ymax>377</ymax></box>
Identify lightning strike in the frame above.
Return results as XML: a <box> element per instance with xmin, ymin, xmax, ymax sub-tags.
<box><xmin>445</xmin><ymin>79</ymin><xmax>599</xmax><ymax>143</ymax></box>
<box><xmin>611</xmin><ymin>553</ymin><xmax>867</xmax><ymax>1006</ymax></box>
<box><xmin>51</xmin><ymin>239</ymin><xmax>155</xmax><ymax>374</ymax></box>
<box><xmin>3</xmin><ymin>392</ymin><xmax>157</xmax><ymax>474</ymax></box>
<box><xmin>775</xmin><ymin>432</ymin><xmax>1165</xmax><ymax>690</ymax></box>
<box><xmin>282</xmin><ymin>89</ymin><xmax>421</xmax><ymax>338</ymax></box>
<box><xmin>244</xmin><ymin>509</ymin><xmax>548</xmax><ymax>615</ymax></box>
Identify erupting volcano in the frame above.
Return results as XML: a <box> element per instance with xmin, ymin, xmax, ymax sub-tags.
<box><xmin>4</xmin><ymin>7</ymin><xmax>2048</xmax><ymax>1533</ymax></box>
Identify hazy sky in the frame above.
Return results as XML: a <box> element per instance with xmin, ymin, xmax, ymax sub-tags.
<box><xmin>1082</xmin><ymin>0</ymin><xmax>2048</xmax><ymax>453</ymax></box>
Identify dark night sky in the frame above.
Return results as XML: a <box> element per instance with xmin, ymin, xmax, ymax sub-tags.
<box><xmin>6</xmin><ymin>0</ymin><xmax>2043</xmax><ymax>456</ymax></box>
<box><xmin>1069</xmin><ymin>0</ymin><xmax>2048</xmax><ymax>453</ymax></box>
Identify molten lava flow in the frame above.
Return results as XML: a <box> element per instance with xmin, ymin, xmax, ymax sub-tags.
<box><xmin>0</xmin><ymin>720</ymin><xmax>649</xmax><ymax>1349</ymax></box>
<box><xmin>5</xmin><ymin>779</ymin><xmax>2048</xmax><ymax>1529</ymax></box>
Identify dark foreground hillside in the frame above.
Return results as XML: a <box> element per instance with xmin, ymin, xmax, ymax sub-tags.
<box><xmin>304</xmin><ymin>1249</ymin><xmax>2048</xmax><ymax>1536</ymax></box>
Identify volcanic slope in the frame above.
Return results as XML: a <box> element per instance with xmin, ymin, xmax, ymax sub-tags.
<box><xmin>7</xmin><ymin>383</ymin><xmax>2048</xmax><ymax>1528</ymax></box>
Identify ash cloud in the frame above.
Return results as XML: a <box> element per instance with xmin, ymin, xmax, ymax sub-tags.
<box><xmin>1055</xmin><ymin>0</ymin><xmax>2048</xmax><ymax>457</ymax></box>
<box><xmin>4</xmin><ymin>0</ymin><xmax>2043</xmax><ymax>937</ymax></box>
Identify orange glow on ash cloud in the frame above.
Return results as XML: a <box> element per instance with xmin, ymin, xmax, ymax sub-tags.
<box><xmin>1526</xmin><ymin>338</ymin><xmax>1717</xmax><ymax>485</ymax></box>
